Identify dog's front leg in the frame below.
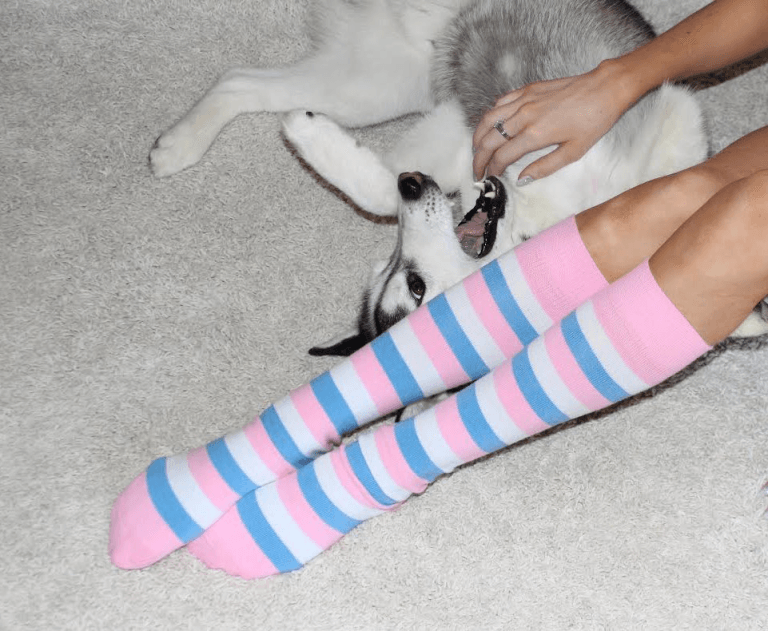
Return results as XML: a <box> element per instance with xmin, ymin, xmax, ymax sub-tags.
<box><xmin>282</xmin><ymin>110</ymin><xmax>399</xmax><ymax>217</ymax></box>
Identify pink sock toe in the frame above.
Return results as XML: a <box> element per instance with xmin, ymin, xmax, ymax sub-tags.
<box><xmin>187</xmin><ymin>507</ymin><xmax>279</xmax><ymax>579</ymax></box>
<box><xmin>109</xmin><ymin>472</ymin><xmax>184</xmax><ymax>569</ymax></box>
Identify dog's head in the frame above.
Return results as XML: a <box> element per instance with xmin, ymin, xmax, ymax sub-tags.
<box><xmin>310</xmin><ymin>172</ymin><xmax>511</xmax><ymax>356</ymax></box>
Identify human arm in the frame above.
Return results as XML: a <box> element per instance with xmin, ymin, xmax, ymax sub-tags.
<box><xmin>472</xmin><ymin>0</ymin><xmax>768</xmax><ymax>182</ymax></box>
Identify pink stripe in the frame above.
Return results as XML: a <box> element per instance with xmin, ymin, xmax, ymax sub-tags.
<box><xmin>434</xmin><ymin>396</ymin><xmax>486</xmax><ymax>463</ymax></box>
<box><xmin>462</xmin><ymin>270</ymin><xmax>522</xmax><ymax>357</ymax></box>
<box><xmin>187</xmin><ymin>446</ymin><xmax>239</xmax><ymax>512</ymax></box>
<box><xmin>277</xmin><ymin>475</ymin><xmax>344</xmax><ymax>548</ymax></box>
<box><xmin>242</xmin><ymin>417</ymin><xmax>294</xmax><ymax>479</ymax></box>
<box><xmin>329</xmin><ymin>447</ymin><xmax>390</xmax><ymax>512</ymax></box>
<box><xmin>516</xmin><ymin>216</ymin><xmax>606</xmax><ymax>322</ymax></box>
<box><xmin>407</xmin><ymin>306</ymin><xmax>469</xmax><ymax>389</ymax></box>
<box><xmin>592</xmin><ymin>262</ymin><xmax>710</xmax><ymax>385</ymax></box>
<box><xmin>187</xmin><ymin>505</ymin><xmax>279</xmax><ymax>579</ymax></box>
<box><xmin>375</xmin><ymin>425</ymin><xmax>428</xmax><ymax>494</ymax></box>
<box><xmin>543</xmin><ymin>326</ymin><xmax>611</xmax><ymax>411</ymax></box>
<box><xmin>289</xmin><ymin>385</ymin><xmax>341</xmax><ymax>449</ymax></box>
<box><xmin>350</xmin><ymin>345</ymin><xmax>400</xmax><ymax>416</ymax></box>
<box><xmin>109</xmin><ymin>471</ymin><xmax>184</xmax><ymax>569</ymax></box>
<box><xmin>492</xmin><ymin>361</ymin><xmax>550</xmax><ymax>436</ymax></box>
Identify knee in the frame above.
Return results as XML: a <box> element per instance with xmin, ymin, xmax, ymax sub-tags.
<box><xmin>725</xmin><ymin>170</ymin><xmax>768</xmax><ymax>231</ymax></box>
<box><xmin>674</xmin><ymin>164</ymin><xmax>728</xmax><ymax>201</ymax></box>
<box><xmin>714</xmin><ymin>170</ymin><xmax>768</xmax><ymax>275</ymax></box>
<box><xmin>738</xmin><ymin>169</ymin><xmax>768</xmax><ymax>205</ymax></box>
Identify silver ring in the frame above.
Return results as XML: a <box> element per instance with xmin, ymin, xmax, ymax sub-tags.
<box><xmin>493</xmin><ymin>119</ymin><xmax>511</xmax><ymax>140</ymax></box>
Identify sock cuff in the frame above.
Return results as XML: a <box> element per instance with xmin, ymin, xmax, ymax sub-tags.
<box><xmin>590</xmin><ymin>260</ymin><xmax>711</xmax><ymax>387</ymax></box>
<box><xmin>515</xmin><ymin>215</ymin><xmax>608</xmax><ymax>322</ymax></box>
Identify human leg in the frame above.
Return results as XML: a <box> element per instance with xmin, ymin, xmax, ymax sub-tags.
<box><xmin>187</xmin><ymin>258</ymin><xmax>708</xmax><ymax>577</ymax></box>
<box><xmin>578</xmin><ymin>125</ymin><xmax>768</xmax><ymax>282</ymax></box>
<box><xmin>187</xmin><ymin>172</ymin><xmax>768</xmax><ymax>578</ymax></box>
<box><xmin>110</xmin><ymin>214</ymin><xmax>608</xmax><ymax>569</ymax></box>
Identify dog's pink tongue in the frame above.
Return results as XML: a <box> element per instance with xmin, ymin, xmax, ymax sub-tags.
<box><xmin>455</xmin><ymin>211</ymin><xmax>487</xmax><ymax>256</ymax></box>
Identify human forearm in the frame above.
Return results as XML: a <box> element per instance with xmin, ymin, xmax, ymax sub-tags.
<box><xmin>471</xmin><ymin>0</ymin><xmax>768</xmax><ymax>182</ymax></box>
<box><xmin>613</xmin><ymin>0</ymin><xmax>768</xmax><ymax>100</ymax></box>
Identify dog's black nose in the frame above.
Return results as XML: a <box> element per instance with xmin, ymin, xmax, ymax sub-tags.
<box><xmin>398</xmin><ymin>172</ymin><xmax>424</xmax><ymax>201</ymax></box>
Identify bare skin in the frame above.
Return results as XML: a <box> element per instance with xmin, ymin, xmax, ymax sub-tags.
<box><xmin>472</xmin><ymin>0</ymin><xmax>768</xmax><ymax>182</ymax></box>
<box><xmin>576</xmin><ymin>126</ymin><xmax>768</xmax><ymax>282</ymax></box>
<box><xmin>649</xmin><ymin>170</ymin><xmax>768</xmax><ymax>345</ymax></box>
<box><xmin>568</xmin><ymin>126</ymin><xmax>768</xmax><ymax>345</ymax></box>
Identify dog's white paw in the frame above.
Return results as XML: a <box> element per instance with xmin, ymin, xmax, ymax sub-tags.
<box><xmin>149</xmin><ymin>120</ymin><xmax>212</xmax><ymax>178</ymax></box>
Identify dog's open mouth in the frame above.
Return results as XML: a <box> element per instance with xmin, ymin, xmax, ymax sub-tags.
<box><xmin>455</xmin><ymin>176</ymin><xmax>506</xmax><ymax>259</ymax></box>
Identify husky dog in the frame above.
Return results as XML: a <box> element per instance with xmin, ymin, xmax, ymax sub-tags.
<box><xmin>149</xmin><ymin>0</ymin><xmax>768</xmax><ymax>353</ymax></box>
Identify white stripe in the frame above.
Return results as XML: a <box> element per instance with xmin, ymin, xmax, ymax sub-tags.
<box><xmin>313</xmin><ymin>453</ymin><xmax>383</xmax><ymax>521</ymax></box>
<box><xmin>576</xmin><ymin>301</ymin><xmax>649</xmax><ymax>395</ymax></box>
<box><xmin>498</xmin><ymin>251</ymin><xmax>553</xmax><ymax>334</ymax></box>
<box><xmin>445</xmin><ymin>283</ymin><xmax>507</xmax><ymax>369</ymax></box>
<box><xmin>224</xmin><ymin>430</ymin><xmax>278</xmax><ymax>487</ymax></box>
<box><xmin>257</xmin><ymin>483</ymin><xmax>322</xmax><ymax>564</ymax></box>
<box><xmin>166</xmin><ymin>453</ymin><xmax>221</xmax><ymax>528</ymax></box>
<box><xmin>273</xmin><ymin>396</ymin><xmax>324</xmax><ymax>458</ymax></box>
<box><xmin>328</xmin><ymin>360</ymin><xmax>378</xmax><ymax>424</ymax></box>
<box><xmin>413</xmin><ymin>406</ymin><xmax>463</xmax><ymax>474</ymax></box>
<box><xmin>388</xmin><ymin>320</ymin><xmax>447</xmax><ymax>395</ymax></box>
<box><xmin>526</xmin><ymin>338</ymin><xmax>591</xmax><ymax>418</ymax></box>
<box><xmin>473</xmin><ymin>372</ymin><xmax>529</xmax><ymax>445</ymax></box>
<box><xmin>357</xmin><ymin>430</ymin><xmax>411</xmax><ymax>502</ymax></box>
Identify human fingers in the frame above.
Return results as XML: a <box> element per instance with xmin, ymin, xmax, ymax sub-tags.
<box><xmin>472</xmin><ymin>94</ymin><xmax>527</xmax><ymax>152</ymax></box>
<box><xmin>472</xmin><ymin>124</ymin><xmax>509</xmax><ymax>180</ymax></box>
<box><xmin>472</xmin><ymin>102</ymin><xmax>533</xmax><ymax>179</ymax></box>
<box><xmin>481</xmin><ymin>129</ymin><xmax>557</xmax><ymax>179</ymax></box>
<box><xmin>514</xmin><ymin>143</ymin><xmax>587</xmax><ymax>182</ymax></box>
<box><xmin>494</xmin><ymin>87</ymin><xmax>525</xmax><ymax>108</ymax></box>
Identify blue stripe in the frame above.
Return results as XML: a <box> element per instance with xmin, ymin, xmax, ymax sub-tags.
<box><xmin>455</xmin><ymin>384</ymin><xmax>507</xmax><ymax>452</ymax></box>
<box><xmin>345</xmin><ymin>441</ymin><xmax>397</xmax><ymax>506</ymax></box>
<box><xmin>311</xmin><ymin>372</ymin><xmax>357</xmax><ymax>434</ymax></box>
<box><xmin>237</xmin><ymin>493</ymin><xmax>301</xmax><ymax>573</ymax></box>
<box><xmin>371</xmin><ymin>333</ymin><xmax>424</xmax><ymax>405</ymax></box>
<box><xmin>512</xmin><ymin>350</ymin><xmax>568</xmax><ymax>426</ymax></box>
<box><xmin>561</xmin><ymin>312</ymin><xmax>629</xmax><ymax>402</ymax></box>
<box><xmin>146</xmin><ymin>457</ymin><xmax>203</xmax><ymax>543</ymax></box>
<box><xmin>260</xmin><ymin>405</ymin><xmax>312</xmax><ymax>470</ymax></box>
<box><xmin>394</xmin><ymin>418</ymin><xmax>443</xmax><ymax>482</ymax></box>
<box><xmin>297</xmin><ymin>464</ymin><xmax>361</xmax><ymax>533</ymax></box>
<box><xmin>428</xmin><ymin>295</ymin><xmax>488</xmax><ymax>380</ymax></box>
<box><xmin>206</xmin><ymin>437</ymin><xmax>258</xmax><ymax>495</ymax></box>
<box><xmin>481</xmin><ymin>259</ymin><xmax>538</xmax><ymax>344</ymax></box>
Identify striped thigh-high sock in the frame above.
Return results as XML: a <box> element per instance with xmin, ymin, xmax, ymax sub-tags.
<box><xmin>187</xmin><ymin>261</ymin><xmax>711</xmax><ymax>579</ymax></box>
<box><xmin>110</xmin><ymin>216</ymin><xmax>606</xmax><ymax>570</ymax></box>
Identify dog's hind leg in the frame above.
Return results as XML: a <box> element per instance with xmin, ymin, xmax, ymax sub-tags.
<box><xmin>149</xmin><ymin>3</ymin><xmax>438</xmax><ymax>177</ymax></box>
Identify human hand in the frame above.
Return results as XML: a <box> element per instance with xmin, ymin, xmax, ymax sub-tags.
<box><xmin>472</xmin><ymin>60</ymin><xmax>638</xmax><ymax>183</ymax></box>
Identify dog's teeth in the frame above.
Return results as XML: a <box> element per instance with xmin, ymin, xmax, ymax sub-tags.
<box><xmin>484</xmin><ymin>191</ymin><xmax>496</xmax><ymax>199</ymax></box>
<box><xmin>473</xmin><ymin>181</ymin><xmax>485</xmax><ymax>191</ymax></box>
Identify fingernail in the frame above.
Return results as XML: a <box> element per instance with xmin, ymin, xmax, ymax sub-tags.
<box><xmin>517</xmin><ymin>176</ymin><xmax>534</xmax><ymax>187</ymax></box>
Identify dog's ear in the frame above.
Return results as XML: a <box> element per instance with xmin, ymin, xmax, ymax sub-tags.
<box><xmin>309</xmin><ymin>258</ymin><xmax>387</xmax><ymax>357</ymax></box>
<box><xmin>308</xmin><ymin>326</ymin><xmax>368</xmax><ymax>357</ymax></box>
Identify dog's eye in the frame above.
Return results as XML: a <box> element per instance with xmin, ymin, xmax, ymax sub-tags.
<box><xmin>407</xmin><ymin>272</ymin><xmax>426</xmax><ymax>304</ymax></box>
